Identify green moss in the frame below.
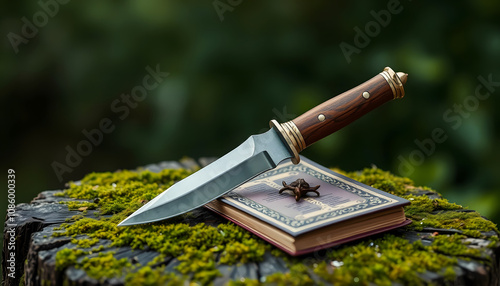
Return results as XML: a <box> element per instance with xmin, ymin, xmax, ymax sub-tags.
<box><xmin>60</xmin><ymin>201</ymin><xmax>98</xmax><ymax>211</ymax></box>
<box><xmin>91</xmin><ymin>245</ymin><xmax>105</xmax><ymax>253</ymax></box>
<box><xmin>397</xmin><ymin>194</ymin><xmax>499</xmax><ymax>237</ymax></box>
<box><xmin>177</xmin><ymin>247</ymin><xmax>221</xmax><ymax>284</ymax></box>
<box><xmin>431</xmin><ymin>234</ymin><xmax>482</xmax><ymax>258</ymax></box>
<box><xmin>266</xmin><ymin>264</ymin><xmax>315</xmax><ymax>286</ymax></box>
<box><xmin>125</xmin><ymin>266</ymin><xmax>188</xmax><ymax>286</ymax></box>
<box><xmin>54</xmin><ymin>167</ymin><xmax>270</xmax><ymax>284</ymax></box>
<box><xmin>341</xmin><ymin>167</ymin><xmax>415</xmax><ymax>197</ymax></box>
<box><xmin>442</xmin><ymin>266</ymin><xmax>456</xmax><ymax>281</ymax></box>
<box><xmin>78</xmin><ymin>252</ymin><xmax>132</xmax><ymax>280</ymax></box>
<box><xmin>488</xmin><ymin>235</ymin><xmax>499</xmax><ymax>248</ymax></box>
<box><xmin>19</xmin><ymin>272</ymin><xmax>25</xmax><ymax>286</ymax></box>
<box><xmin>219</xmin><ymin>239</ymin><xmax>267</xmax><ymax>265</ymax></box>
<box><xmin>403</xmin><ymin>195</ymin><xmax>463</xmax><ymax>215</ymax></box>
<box><xmin>309</xmin><ymin>234</ymin><xmax>464</xmax><ymax>285</ymax></box>
<box><xmin>53</xmin><ymin>217</ymin><xmax>118</xmax><ymax>240</ymax></box>
<box><xmin>228</xmin><ymin>264</ymin><xmax>316</xmax><ymax>286</ymax></box>
<box><xmin>228</xmin><ymin>278</ymin><xmax>261</xmax><ymax>286</ymax></box>
<box><xmin>413</xmin><ymin>210</ymin><xmax>498</xmax><ymax>236</ymax></box>
<box><xmin>65</xmin><ymin>214</ymin><xmax>84</xmax><ymax>223</ymax></box>
<box><xmin>55</xmin><ymin>248</ymin><xmax>88</xmax><ymax>271</ymax></box>
<box><xmin>52</xmin><ymin>165</ymin><xmax>499</xmax><ymax>285</ymax></box>
<box><xmin>71</xmin><ymin>237</ymin><xmax>99</xmax><ymax>248</ymax></box>
<box><xmin>343</xmin><ymin>168</ymin><xmax>499</xmax><ymax>238</ymax></box>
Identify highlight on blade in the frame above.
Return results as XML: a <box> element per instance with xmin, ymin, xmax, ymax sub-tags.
<box><xmin>118</xmin><ymin>127</ymin><xmax>293</xmax><ymax>226</ymax></box>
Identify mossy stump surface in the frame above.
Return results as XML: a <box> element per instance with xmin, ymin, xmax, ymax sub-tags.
<box><xmin>2</xmin><ymin>158</ymin><xmax>500</xmax><ymax>286</ymax></box>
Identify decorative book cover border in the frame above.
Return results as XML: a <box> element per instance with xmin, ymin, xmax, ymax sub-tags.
<box><xmin>219</xmin><ymin>156</ymin><xmax>409</xmax><ymax>236</ymax></box>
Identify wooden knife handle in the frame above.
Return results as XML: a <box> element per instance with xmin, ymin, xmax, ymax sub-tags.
<box><xmin>270</xmin><ymin>67</ymin><xmax>407</xmax><ymax>164</ymax></box>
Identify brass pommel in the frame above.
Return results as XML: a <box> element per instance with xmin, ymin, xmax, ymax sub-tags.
<box><xmin>380</xmin><ymin>67</ymin><xmax>407</xmax><ymax>99</ymax></box>
<box><xmin>397</xmin><ymin>72</ymin><xmax>408</xmax><ymax>85</ymax></box>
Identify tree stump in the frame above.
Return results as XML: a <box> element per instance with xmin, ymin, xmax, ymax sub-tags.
<box><xmin>2</xmin><ymin>158</ymin><xmax>500</xmax><ymax>286</ymax></box>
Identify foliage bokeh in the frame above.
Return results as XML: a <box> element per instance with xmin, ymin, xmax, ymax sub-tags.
<box><xmin>1</xmin><ymin>0</ymin><xmax>499</xmax><ymax>234</ymax></box>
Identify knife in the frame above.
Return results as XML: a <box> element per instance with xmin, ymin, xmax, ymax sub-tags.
<box><xmin>118</xmin><ymin>67</ymin><xmax>408</xmax><ymax>226</ymax></box>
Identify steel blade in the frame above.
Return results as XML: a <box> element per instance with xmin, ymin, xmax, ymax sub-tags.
<box><xmin>118</xmin><ymin>127</ymin><xmax>292</xmax><ymax>226</ymax></box>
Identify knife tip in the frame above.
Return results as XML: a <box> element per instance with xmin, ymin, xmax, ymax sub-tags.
<box><xmin>117</xmin><ymin>218</ymin><xmax>134</xmax><ymax>227</ymax></box>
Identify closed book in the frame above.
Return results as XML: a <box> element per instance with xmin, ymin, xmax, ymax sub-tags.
<box><xmin>205</xmin><ymin>156</ymin><xmax>411</xmax><ymax>256</ymax></box>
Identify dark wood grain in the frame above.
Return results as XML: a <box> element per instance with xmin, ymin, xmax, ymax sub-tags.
<box><xmin>292</xmin><ymin>74</ymin><xmax>394</xmax><ymax>147</ymax></box>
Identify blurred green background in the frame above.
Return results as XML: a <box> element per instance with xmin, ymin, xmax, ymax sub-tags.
<box><xmin>1</xmin><ymin>0</ymin><xmax>499</xmax><ymax>238</ymax></box>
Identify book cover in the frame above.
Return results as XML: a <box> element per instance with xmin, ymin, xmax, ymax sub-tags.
<box><xmin>206</xmin><ymin>156</ymin><xmax>411</xmax><ymax>255</ymax></box>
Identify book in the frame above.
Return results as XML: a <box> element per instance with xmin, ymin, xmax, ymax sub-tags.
<box><xmin>205</xmin><ymin>156</ymin><xmax>411</xmax><ymax>256</ymax></box>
